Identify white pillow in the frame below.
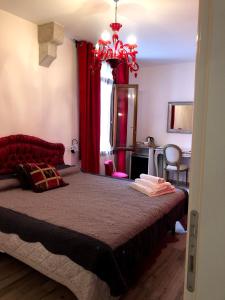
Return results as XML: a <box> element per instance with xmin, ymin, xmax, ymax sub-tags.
<box><xmin>57</xmin><ymin>166</ymin><xmax>80</xmax><ymax>177</ymax></box>
<box><xmin>0</xmin><ymin>178</ymin><xmax>20</xmax><ymax>191</ymax></box>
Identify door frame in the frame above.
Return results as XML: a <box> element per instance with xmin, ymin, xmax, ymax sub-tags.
<box><xmin>184</xmin><ymin>0</ymin><xmax>225</xmax><ymax>299</ymax></box>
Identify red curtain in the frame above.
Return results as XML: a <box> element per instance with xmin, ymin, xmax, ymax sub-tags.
<box><xmin>114</xmin><ymin>61</ymin><xmax>129</xmax><ymax>172</ymax></box>
<box><xmin>77</xmin><ymin>41</ymin><xmax>101</xmax><ymax>174</ymax></box>
<box><xmin>114</xmin><ymin>60</ymin><xmax>129</xmax><ymax>84</ymax></box>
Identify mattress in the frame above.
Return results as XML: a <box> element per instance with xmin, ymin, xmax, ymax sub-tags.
<box><xmin>0</xmin><ymin>172</ymin><xmax>185</xmax><ymax>248</ymax></box>
<box><xmin>0</xmin><ymin>171</ymin><xmax>187</xmax><ymax>298</ymax></box>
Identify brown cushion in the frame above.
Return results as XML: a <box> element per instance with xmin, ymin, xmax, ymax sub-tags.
<box><xmin>17</xmin><ymin>163</ymin><xmax>68</xmax><ymax>193</ymax></box>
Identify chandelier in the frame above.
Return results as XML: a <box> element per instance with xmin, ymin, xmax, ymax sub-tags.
<box><xmin>93</xmin><ymin>0</ymin><xmax>139</xmax><ymax>78</ymax></box>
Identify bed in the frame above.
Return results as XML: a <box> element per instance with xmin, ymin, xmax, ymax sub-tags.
<box><xmin>0</xmin><ymin>134</ymin><xmax>188</xmax><ymax>300</ymax></box>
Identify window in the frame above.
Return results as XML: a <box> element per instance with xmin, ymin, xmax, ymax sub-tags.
<box><xmin>100</xmin><ymin>62</ymin><xmax>113</xmax><ymax>153</ymax></box>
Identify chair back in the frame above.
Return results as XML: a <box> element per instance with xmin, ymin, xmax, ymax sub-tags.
<box><xmin>104</xmin><ymin>160</ymin><xmax>114</xmax><ymax>176</ymax></box>
<box><xmin>163</xmin><ymin>144</ymin><xmax>182</xmax><ymax>167</ymax></box>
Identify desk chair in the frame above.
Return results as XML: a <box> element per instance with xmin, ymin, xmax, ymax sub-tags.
<box><xmin>163</xmin><ymin>144</ymin><xmax>189</xmax><ymax>186</ymax></box>
<box><xmin>104</xmin><ymin>160</ymin><xmax>128</xmax><ymax>179</ymax></box>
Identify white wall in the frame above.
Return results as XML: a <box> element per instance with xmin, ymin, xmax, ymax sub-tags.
<box><xmin>131</xmin><ymin>62</ymin><xmax>195</xmax><ymax>149</ymax></box>
<box><xmin>0</xmin><ymin>9</ymin><xmax>79</xmax><ymax>164</ymax></box>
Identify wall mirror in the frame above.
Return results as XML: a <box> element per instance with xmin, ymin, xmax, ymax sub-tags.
<box><xmin>167</xmin><ymin>102</ymin><xmax>194</xmax><ymax>134</ymax></box>
<box><xmin>112</xmin><ymin>84</ymin><xmax>138</xmax><ymax>148</ymax></box>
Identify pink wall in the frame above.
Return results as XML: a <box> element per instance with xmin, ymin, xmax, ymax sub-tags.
<box><xmin>0</xmin><ymin>9</ymin><xmax>78</xmax><ymax>164</ymax></box>
<box><xmin>131</xmin><ymin>62</ymin><xmax>195</xmax><ymax>150</ymax></box>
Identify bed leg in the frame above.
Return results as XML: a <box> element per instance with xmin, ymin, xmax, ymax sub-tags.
<box><xmin>180</xmin><ymin>215</ymin><xmax>187</xmax><ymax>231</ymax></box>
<box><xmin>171</xmin><ymin>223</ymin><xmax>176</xmax><ymax>235</ymax></box>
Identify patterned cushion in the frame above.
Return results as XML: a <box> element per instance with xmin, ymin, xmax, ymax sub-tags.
<box><xmin>17</xmin><ymin>163</ymin><xmax>68</xmax><ymax>193</ymax></box>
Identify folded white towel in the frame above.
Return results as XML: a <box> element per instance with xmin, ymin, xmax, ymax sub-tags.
<box><xmin>135</xmin><ymin>178</ymin><xmax>172</xmax><ymax>190</ymax></box>
<box><xmin>130</xmin><ymin>182</ymin><xmax>175</xmax><ymax>197</ymax></box>
<box><xmin>140</xmin><ymin>174</ymin><xmax>165</xmax><ymax>184</ymax></box>
<box><xmin>130</xmin><ymin>182</ymin><xmax>153</xmax><ymax>197</ymax></box>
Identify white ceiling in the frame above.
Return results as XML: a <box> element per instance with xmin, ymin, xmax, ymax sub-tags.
<box><xmin>0</xmin><ymin>0</ymin><xmax>199</xmax><ymax>62</ymax></box>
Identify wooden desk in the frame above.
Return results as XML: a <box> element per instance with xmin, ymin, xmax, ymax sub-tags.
<box><xmin>130</xmin><ymin>147</ymin><xmax>155</xmax><ymax>179</ymax></box>
<box><xmin>154</xmin><ymin>147</ymin><xmax>191</xmax><ymax>177</ymax></box>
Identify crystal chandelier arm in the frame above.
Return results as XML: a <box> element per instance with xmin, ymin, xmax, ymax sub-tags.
<box><xmin>105</xmin><ymin>48</ymin><xmax>113</xmax><ymax>60</ymax></box>
<box><xmin>124</xmin><ymin>43</ymin><xmax>137</xmax><ymax>49</ymax></box>
<box><xmin>115</xmin><ymin>40</ymin><xmax>123</xmax><ymax>52</ymax></box>
<box><xmin>120</xmin><ymin>48</ymin><xmax>139</xmax><ymax>72</ymax></box>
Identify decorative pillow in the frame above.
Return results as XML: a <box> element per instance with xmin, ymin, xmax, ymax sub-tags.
<box><xmin>17</xmin><ymin>163</ymin><xmax>68</xmax><ymax>193</ymax></box>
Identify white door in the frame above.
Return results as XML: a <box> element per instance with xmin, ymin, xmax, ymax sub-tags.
<box><xmin>184</xmin><ymin>0</ymin><xmax>225</xmax><ymax>299</ymax></box>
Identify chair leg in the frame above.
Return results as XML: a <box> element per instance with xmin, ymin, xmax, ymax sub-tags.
<box><xmin>171</xmin><ymin>223</ymin><xmax>176</xmax><ymax>235</ymax></box>
<box><xmin>176</xmin><ymin>171</ymin><xmax>179</xmax><ymax>185</ymax></box>
<box><xmin>164</xmin><ymin>169</ymin><xmax>167</xmax><ymax>181</ymax></box>
<box><xmin>166</xmin><ymin>170</ymin><xmax>169</xmax><ymax>182</ymax></box>
<box><xmin>186</xmin><ymin>169</ymin><xmax>189</xmax><ymax>186</ymax></box>
<box><xmin>163</xmin><ymin>167</ymin><xmax>166</xmax><ymax>180</ymax></box>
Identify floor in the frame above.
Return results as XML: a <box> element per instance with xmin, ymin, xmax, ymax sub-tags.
<box><xmin>0</xmin><ymin>223</ymin><xmax>186</xmax><ymax>300</ymax></box>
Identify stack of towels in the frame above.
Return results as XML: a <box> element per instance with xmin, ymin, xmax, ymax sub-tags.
<box><xmin>130</xmin><ymin>174</ymin><xmax>175</xmax><ymax>197</ymax></box>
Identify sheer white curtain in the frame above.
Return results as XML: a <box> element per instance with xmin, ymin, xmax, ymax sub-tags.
<box><xmin>100</xmin><ymin>62</ymin><xmax>113</xmax><ymax>153</ymax></box>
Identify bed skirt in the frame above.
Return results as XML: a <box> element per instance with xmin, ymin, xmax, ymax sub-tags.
<box><xmin>0</xmin><ymin>232</ymin><xmax>118</xmax><ymax>300</ymax></box>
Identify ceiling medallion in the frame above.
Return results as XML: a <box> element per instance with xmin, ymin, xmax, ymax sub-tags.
<box><xmin>93</xmin><ymin>0</ymin><xmax>139</xmax><ymax>78</ymax></box>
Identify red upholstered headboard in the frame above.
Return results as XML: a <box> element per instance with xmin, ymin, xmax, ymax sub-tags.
<box><xmin>0</xmin><ymin>134</ymin><xmax>65</xmax><ymax>175</ymax></box>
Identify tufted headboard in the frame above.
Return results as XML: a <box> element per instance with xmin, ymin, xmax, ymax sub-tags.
<box><xmin>0</xmin><ymin>134</ymin><xmax>65</xmax><ymax>175</ymax></box>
